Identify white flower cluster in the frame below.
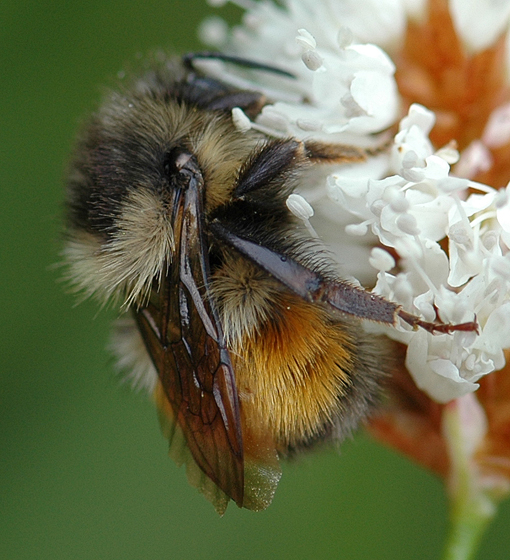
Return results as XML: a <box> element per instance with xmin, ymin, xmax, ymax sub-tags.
<box><xmin>201</xmin><ymin>0</ymin><xmax>399</xmax><ymax>141</ymax></box>
<box><xmin>334</xmin><ymin>104</ymin><xmax>510</xmax><ymax>402</ymax></box>
<box><xmin>201</xmin><ymin>0</ymin><xmax>510</xmax><ymax>402</ymax></box>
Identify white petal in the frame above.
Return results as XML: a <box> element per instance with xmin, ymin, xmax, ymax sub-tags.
<box><xmin>423</xmin><ymin>155</ymin><xmax>451</xmax><ymax>180</ymax></box>
<box><xmin>369</xmin><ymin>247</ymin><xmax>395</xmax><ymax>271</ymax></box>
<box><xmin>481</xmin><ymin>301</ymin><xmax>510</xmax><ymax>349</ymax></box>
<box><xmin>399</xmin><ymin>103</ymin><xmax>436</xmax><ymax>136</ymax></box>
<box><xmin>296</xmin><ymin>28</ymin><xmax>317</xmax><ymax>50</ymax></box>
<box><xmin>449</xmin><ymin>0</ymin><xmax>510</xmax><ymax>53</ymax></box>
<box><xmin>286</xmin><ymin>193</ymin><xmax>314</xmax><ymax>220</ymax></box>
<box><xmin>402</xmin><ymin>0</ymin><xmax>427</xmax><ymax>20</ymax></box>
<box><xmin>455</xmin><ymin>141</ymin><xmax>493</xmax><ymax>178</ymax></box>
<box><xmin>302</xmin><ymin>50</ymin><xmax>324</xmax><ymax>71</ymax></box>
<box><xmin>482</xmin><ymin>102</ymin><xmax>510</xmax><ymax>147</ymax></box>
<box><xmin>348</xmin><ymin>71</ymin><xmax>398</xmax><ymax>126</ymax></box>
<box><xmin>323</xmin><ymin>0</ymin><xmax>407</xmax><ymax>47</ymax></box>
<box><xmin>496</xmin><ymin>186</ymin><xmax>510</xmax><ymax>231</ymax></box>
<box><xmin>231</xmin><ymin>107</ymin><xmax>252</xmax><ymax>132</ymax></box>
<box><xmin>198</xmin><ymin>16</ymin><xmax>229</xmax><ymax>47</ymax></box>
<box><xmin>407</xmin><ymin>193</ymin><xmax>453</xmax><ymax>242</ymax></box>
<box><xmin>406</xmin><ymin>332</ymin><xmax>479</xmax><ymax>403</ymax></box>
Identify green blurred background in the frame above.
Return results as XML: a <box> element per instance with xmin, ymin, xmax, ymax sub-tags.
<box><xmin>2</xmin><ymin>1</ymin><xmax>510</xmax><ymax>558</ymax></box>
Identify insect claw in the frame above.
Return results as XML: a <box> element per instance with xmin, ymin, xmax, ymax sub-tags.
<box><xmin>397</xmin><ymin>309</ymin><xmax>479</xmax><ymax>335</ymax></box>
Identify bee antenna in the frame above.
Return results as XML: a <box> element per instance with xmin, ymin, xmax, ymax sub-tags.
<box><xmin>183</xmin><ymin>52</ymin><xmax>296</xmax><ymax>79</ymax></box>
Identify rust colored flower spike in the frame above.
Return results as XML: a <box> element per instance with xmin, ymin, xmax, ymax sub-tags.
<box><xmin>395</xmin><ymin>0</ymin><xmax>510</xmax><ymax>187</ymax></box>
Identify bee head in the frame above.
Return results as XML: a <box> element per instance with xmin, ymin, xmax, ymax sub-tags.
<box><xmin>63</xmin><ymin>89</ymin><xmax>196</xmax><ymax>307</ymax></box>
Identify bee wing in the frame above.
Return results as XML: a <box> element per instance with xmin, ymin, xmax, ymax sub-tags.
<box><xmin>134</xmin><ymin>180</ymin><xmax>245</xmax><ymax>513</ymax></box>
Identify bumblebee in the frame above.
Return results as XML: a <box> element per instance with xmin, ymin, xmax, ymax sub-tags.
<box><xmin>64</xmin><ymin>53</ymin><xmax>476</xmax><ymax>514</ymax></box>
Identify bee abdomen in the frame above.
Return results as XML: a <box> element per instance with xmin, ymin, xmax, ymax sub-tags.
<box><xmin>230</xmin><ymin>291</ymin><xmax>389</xmax><ymax>454</ymax></box>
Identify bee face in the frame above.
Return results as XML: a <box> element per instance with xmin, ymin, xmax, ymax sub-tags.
<box><xmin>64</xmin><ymin>54</ymin><xmax>476</xmax><ymax>514</ymax></box>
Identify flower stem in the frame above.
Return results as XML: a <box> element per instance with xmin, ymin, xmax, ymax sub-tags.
<box><xmin>442</xmin><ymin>490</ymin><xmax>496</xmax><ymax>560</ymax></box>
<box><xmin>441</xmin><ymin>396</ymin><xmax>498</xmax><ymax>560</ymax></box>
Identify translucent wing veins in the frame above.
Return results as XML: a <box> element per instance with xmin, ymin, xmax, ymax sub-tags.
<box><xmin>134</xmin><ymin>155</ymin><xmax>245</xmax><ymax>510</ymax></box>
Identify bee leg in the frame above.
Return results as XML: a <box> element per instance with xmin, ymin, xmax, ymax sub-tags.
<box><xmin>179</xmin><ymin>71</ymin><xmax>267</xmax><ymax>116</ymax></box>
<box><xmin>233</xmin><ymin>140</ymin><xmax>303</xmax><ymax>197</ymax></box>
<box><xmin>182</xmin><ymin>52</ymin><xmax>296</xmax><ymax>117</ymax></box>
<box><xmin>212</xmin><ymin>224</ymin><xmax>479</xmax><ymax>335</ymax></box>
<box><xmin>302</xmin><ymin>138</ymin><xmax>392</xmax><ymax>164</ymax></box>
<box><xmin>232</xmin><ymin>138</ymin><xmax>380</xmax><ymax>199</ymax></box>
<box><xmin>203</xmin><ymin>91</ymin><xmax>268</xmax><ymax>117</ymax></box>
